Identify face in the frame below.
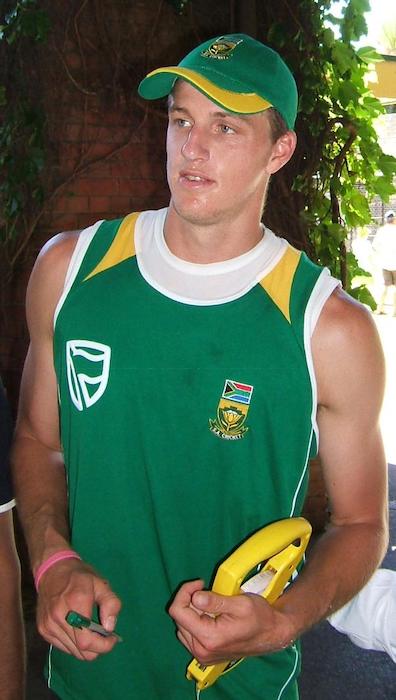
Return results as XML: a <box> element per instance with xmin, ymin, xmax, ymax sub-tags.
<box><xmin>166</xmin><ymin>81</ymin><xmax>296</xmax><ymax>229</ymax></box>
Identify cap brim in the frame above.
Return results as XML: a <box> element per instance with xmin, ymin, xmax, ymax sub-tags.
<box><xmin>138</xmin><ymin>66</ymin><xmax>272</xmax><ymax>115</ymax></box>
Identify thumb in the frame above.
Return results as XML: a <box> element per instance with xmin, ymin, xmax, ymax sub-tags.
<box><xmin>94</xmin><ymin>577</ymin><xmax>122</xmax><ymax>632</ymax></box>
<box><xmin>191</xmin><ymin>589</ymin><xmax>229</xmax><ymax>616</ymax></box>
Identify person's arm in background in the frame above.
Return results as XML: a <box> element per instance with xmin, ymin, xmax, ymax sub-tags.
<box><xmin>328</xmin><ymin>568</ymin><xmax>396</xmax><ymax>662</ymax></box>
<box><xmin>169</xmin><ymin>288</ymin><xmax>388</xmax><ymax>664</ymax></box>
<box><xmin>0</xmin><ymin>510</ymin><xmax>25</xmax><ymax>700</ymax></box>
<box><xmin>0</xmin><ymin>381</ymin><xmax>25</xmax><ymax>700</ymax></box>
<box><xmin>12</xmin><ymin>232</ymin><xmax>121</xmax><ymax>662</ymax></box>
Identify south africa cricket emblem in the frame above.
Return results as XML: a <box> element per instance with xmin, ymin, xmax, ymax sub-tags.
<box><xmin>209</xmin><ymin>379</ymin><xmax>254</xmax><ymax>440</ymax></box>
<box><xmin>201</xmin><ymin>37</ymin><xmax>243</xmax><ymax>60</ymax></box>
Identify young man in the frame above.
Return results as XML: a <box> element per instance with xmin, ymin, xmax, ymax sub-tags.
<box><xmin>12</xmin><ymin>34</ymin><xmax>388</xmax><ymax>699</ymax></box>
<box><xmin>0</xmin><ymin>380</ymin><xmax>25</xmax><ymax>700</ymax></box>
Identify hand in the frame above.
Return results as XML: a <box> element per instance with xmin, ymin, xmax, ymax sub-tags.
<box><xmin>168</xmin><ymin>580</ymin><xmax>294</xmax><ymax>666</ymax></box>
<box><xmin>37</xmin><ymin>558</ymin><xmax>122</xmax><ymax>661</ymax></box>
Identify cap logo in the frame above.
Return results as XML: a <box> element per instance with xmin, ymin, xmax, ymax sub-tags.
<box><xmin>201</xmin><ymin>36</ymin><xmax>242</xmax><ymax>60</ymax></box>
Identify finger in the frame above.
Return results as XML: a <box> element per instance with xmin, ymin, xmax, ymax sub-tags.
<box><xmin>170</xmin><ymin>579</ymin><xmax>204</xmax><ymax>608</ymax></box>
<box><xmin>176</xmin><ymin>628</ymin><xmax>194</xmax><ymax>653</ymax></box>
<box><xmin>38</xmin><ymin>614</ymin><xmax>88</xmax><ymax>660</ymax></box>
<box><xmin>168</xmin><ymin>579</ymin><xmax>204</xmax><ymax>622</ymax></box>
<box><xmin>39</xmin><ymin>584</ymin><xmax>120</xmax><ymax>659</ymax></box>
<box><xmin>95</xmin><ymin>578</ymin><xmax>122</xmax><ymax>632</ymax></box>
<box><xmin>72</xmin><ymin>627</ymin><xmax>118</xmax><ymax>658</ymax></box>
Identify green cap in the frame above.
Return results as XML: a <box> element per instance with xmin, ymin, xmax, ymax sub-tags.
<box><xmin>138</xmin><ymin>34</ymin><xmax>298</xmax><ymax>129</ymax></box>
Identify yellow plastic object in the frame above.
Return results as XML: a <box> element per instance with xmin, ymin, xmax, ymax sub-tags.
<box><xmin>186</xmin><ymin>517</ymin><xmax>312</xmax><ymax>691</ymax></box>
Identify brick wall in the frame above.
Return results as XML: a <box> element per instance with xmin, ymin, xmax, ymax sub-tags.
<box><xmin>0</xmin><ymin>0</ymin><xmax>231</xmax><ymax>410</ymax></box>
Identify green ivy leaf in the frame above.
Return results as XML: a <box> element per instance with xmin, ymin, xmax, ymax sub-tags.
<box><xmin>349</xmin><ymin>284</ymin><xmax>376</xmax><ymax>309</ymax></box>
<box><xmin>357</xmin><ymin>45</ymin><xmax>384</xmax><ymax>63</ymax></box>
<box><xmin>332</xmin><ymin>42</ymin><xmax>354</xmax><ymax>75</ymax></box>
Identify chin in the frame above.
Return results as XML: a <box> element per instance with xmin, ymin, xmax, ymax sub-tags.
<box><xmin>170</xmin><ymin>197</ymin><xmax>222</xmax><ymax>227</ymax></box>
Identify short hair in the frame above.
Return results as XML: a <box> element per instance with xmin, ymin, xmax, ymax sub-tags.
<box><xmin>167</xmin><ymin>89</ymin><xmax>290</xmax><ymax>143</ymax></box>
<box><xmin>266</xmin><ymin>107</ymin><xmax>289</xmax><ymax>143</ymax></box>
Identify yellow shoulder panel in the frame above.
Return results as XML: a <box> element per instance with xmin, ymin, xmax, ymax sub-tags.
<box><xmin>259</xmin><ymin>245</ymin><xmax>301</xmax><ymax>322</ymax></box>
<box><xmin>84</xmin><ymin>211</ymin><xmax>140</xmax><ymax>281</ymax></box>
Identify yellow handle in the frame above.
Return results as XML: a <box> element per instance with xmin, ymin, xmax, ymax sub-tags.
<box><xmin>186</xmin><ymin>517</ymin><xmax>312</xmax><ymax>691</ymax></box>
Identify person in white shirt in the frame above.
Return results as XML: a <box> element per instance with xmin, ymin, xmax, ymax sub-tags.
<box><xmin>373</xmin><ymin>210</ymin><xmax>396</xmax><ymax>316</ymax></box>
<box><xmin>328</xmin><ymin>568</ymin><xmax>396</xmax><ymax>663</ymax></box>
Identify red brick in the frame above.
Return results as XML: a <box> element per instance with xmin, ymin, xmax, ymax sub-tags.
<box><xmin>72</xmin><ymin>178</ymin><xmax>118</xmax><ymax>196</ymax></box>
<box><xmin>64</xmin><ymin>51</ymin><xmax>82</xmax><ymax>71</ymax></box>
<box><xmin>116</xmin><ymin>179</ymin><xmax>135</xmax><ymax>195</ymax></box>
<box><xmin>89</xmin><ymin>196</ymin><xmax>111</xmax><ymax>212</ymax></box>
<box><xmin>64</xmin><ymin>123</ymin><xmax>84</xmax><ymax>141</ymax></box>
<box><xmin>55</xmin><ymin>195</ymin><xmax>89</xmax><ymax>214</ymax></box>
<box><xmin>129</xmin><ymin>179</ymin><xmax>166</xmax><ymax>199</ymax></box>
<box><xmin>75</xmin><ymin>213</ymin><xmax>102</xmax><ymax>229</ymax></box>
<box><xmin>59</xmin><ymin>143</ymin><xmax>83</xmax><ymax>161</ymax></box>
<box><xmin>83</xmin><ymin>142</ymin><xmax>117</xmax><ymax>160</ymax></box>
<box><xmin>47</xmin><ymin>214</ymin><xmax>82</xmax><ymax>232</ymax></box>
<box><xmin>108</xmin><ymin>195</ymin><xmax>134</xmax><ymax>211</ymax></box>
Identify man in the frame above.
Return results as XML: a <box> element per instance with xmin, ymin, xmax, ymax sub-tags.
<box><xmin>0</xmin><ymin>379</ymin><xmax>25</xmax><ymax>700</ymax></box>
<box><xmin>373</xmin><ymin>210</ymin><xmax>396</xmax><ymax>316</ymax></box>
<box><xmin>12</xmin><ymin>34</ymin><xmax>388</xmax><ymax>699</ymax></box>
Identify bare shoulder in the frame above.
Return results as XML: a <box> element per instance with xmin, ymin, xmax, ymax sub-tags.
<box><xmin>313</xmin><ymin>287</ymin><xmax>385</xmax><ymax>411</ymax></box>
<box><xmin>27</xmin><ymin>230</ymin><xmax>81</xmax><ymax>337</ymax></box>
<box><xmin>31</xmin><ymin>229</ymin><xmax>80</xmax><ymax>289</ymax></box>
<box><xmin>314</xmin><ymin>286</ymin><xmax>379</xmax><ymax>345</ymax></box>
<box><xmin>313</xmin><ymin>286</ymin><xmax>382</xmax><ymax>360</ymax></box>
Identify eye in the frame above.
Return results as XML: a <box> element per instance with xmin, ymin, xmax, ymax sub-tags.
<box><xmin>174</xmin><ymin>117</ymin><xmax>191</xmax><ymax>128</ymax></box>
<box><xmin>218</xmin><ymin>123</ymin><xmax>236</xmax><ymax>134</ymax></box>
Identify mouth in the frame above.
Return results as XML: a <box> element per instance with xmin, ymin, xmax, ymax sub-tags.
<box><xmin>179</xmin><ymin>171</ymin><xmax>215</xmax><ymax>188</ymax></box>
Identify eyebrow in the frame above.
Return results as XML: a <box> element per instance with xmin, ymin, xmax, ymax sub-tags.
<box><xmin>168</xmin><ymin>103</ymin><xmax>250</xmax><ymax>122</ymax></box>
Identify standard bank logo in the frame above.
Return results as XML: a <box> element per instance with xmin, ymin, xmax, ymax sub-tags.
<box><xmin>66</xmin><ymin>340</ymin><xmax>111</xmax><ymax>411</ymax></box>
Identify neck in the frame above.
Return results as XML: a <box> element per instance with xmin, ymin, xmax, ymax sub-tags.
<box><xmin>164</xmin><ymin>203</ymin><xmax>265</xmax><ymax>264</ymax></box>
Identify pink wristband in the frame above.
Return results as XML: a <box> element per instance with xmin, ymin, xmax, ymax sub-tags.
<box><xmin>34</xmin><ymin>550</ymin><xmax>81</xmax><ymax>591</ymax></box>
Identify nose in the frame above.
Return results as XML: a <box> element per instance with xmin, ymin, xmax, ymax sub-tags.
<box><xmin>181</xmin><ymin>126</ymin><xmax>209</xmax><ymax>161</ymax></box>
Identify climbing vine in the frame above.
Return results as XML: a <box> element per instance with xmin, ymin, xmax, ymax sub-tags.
<box><xmin>0</xmin><ymin>0</ymin><xmax>49</xmax><ymax>267</ymax></box>
<box><xmin>259</xmin><ymin>0</ymin><xmax>396</xmax><ymax>305</ymax></box>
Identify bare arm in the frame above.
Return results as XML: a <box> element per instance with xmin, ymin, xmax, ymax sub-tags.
<box><xmin>12</xmin><ymin>233</ymin><xmax>121</xmax><ymax>661</ymax></box>
<box><xmin>12</xmin><ymin>233</ymin><xmax>77</xmax><ymax>569</ymax></box>
<box><xmin>275</xmin><ymin>288</ymin><xmax>388</xmax><ymax>631</ymax></box>
<box><xmin>0</xmin><ymin>511</ymin><xmax>25</xmax><ymax>700</ymax></box>
<box><xmin>168</xmin><ymin>288</ymin><xmax>388</xmax><ymax>664</ymax></box>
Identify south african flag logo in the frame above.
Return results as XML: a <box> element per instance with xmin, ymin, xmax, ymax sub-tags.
<box><xmin>209</xmin><ymin>379</ymin><xmax>254</xmax><ymax>440</ymax></box>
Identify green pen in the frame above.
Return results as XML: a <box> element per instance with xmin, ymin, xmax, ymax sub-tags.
<box><xmin>66</xmin><ymin>610</ymin><xmax>122</xmax><ymax>642</ymax></box>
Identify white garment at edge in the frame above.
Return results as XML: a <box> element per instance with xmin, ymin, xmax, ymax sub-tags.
<box><xmin>328</xmin><ymin>569</ymin><xmax>396</xmax><ymax>662</ymax></box>
<box><xmin>372</xmin><ymin>223</ymin><xmax>396</xmax><ymax>271</ymax></box>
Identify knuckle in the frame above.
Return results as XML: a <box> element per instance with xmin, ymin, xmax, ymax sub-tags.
<box><xmin>203</xmin><ymin>636</ymin><xmax>218</xmax><ymax>653</ymax></box>
<box><xmin>239</xmin><ymin>593</ymin><xmax>255</xmax><ymax>612</ymax></box>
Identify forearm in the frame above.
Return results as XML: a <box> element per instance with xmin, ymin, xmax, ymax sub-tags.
<box><xmin>0</xmin><ymin>574</ymin><xmax>25</xmax><ymax>699</ymax></box>
<box><xmin>276</xmin><ymin>519</ymin><xmax>388</xmax><ymax>641</ymax></box>
<box><xmin>0</xmin><ymin>514</ymin><xmax>26</xmax><ymax>700</ymax></box>
<box><xmin>12</xmin><ymin>435</ymin><xmax>71</xmax><ymax>573</ymax></box>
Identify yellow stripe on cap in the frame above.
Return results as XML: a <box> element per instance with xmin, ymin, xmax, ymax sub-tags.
<box><xmin>84</xmin><ymin>211</ymin><xmax>140</xmax><ymax>280</ymax></box>
<box><xmin>147</xmin><ymin>66</ymin><xmax>272</xmax><ymax>114</ymax></box>
<box><xmin>259</xmin><ymin>245</ymin><xmax>301</xmax><ymax>322</ymax></box>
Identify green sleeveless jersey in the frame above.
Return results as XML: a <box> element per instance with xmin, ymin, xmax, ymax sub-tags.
<box><xmin>51</xmin><ymin>209</ymin><xmax>338</xmax><ymax>700</ymax></box>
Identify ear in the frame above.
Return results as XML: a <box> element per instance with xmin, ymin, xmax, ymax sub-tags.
<box><xmin>266</xmin><ymin>131</ymin><xmax>297</xmax><ymax>175</ymax></box>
